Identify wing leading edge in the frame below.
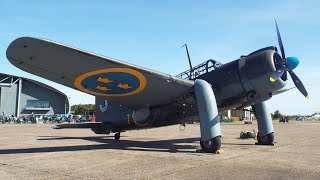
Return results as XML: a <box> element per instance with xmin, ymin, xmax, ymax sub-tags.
<box><xmin>6</xmin><ymin>37</ymin><xmax>194</xmax><ymax>108</ymax></box>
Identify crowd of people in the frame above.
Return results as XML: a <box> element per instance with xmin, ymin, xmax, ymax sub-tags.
<box><xmin>0</xmin><ymin>111</ymin><xmax>95</xmax><ymax>124</ymax></box>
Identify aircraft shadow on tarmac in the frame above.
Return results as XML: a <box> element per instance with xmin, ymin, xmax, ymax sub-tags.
<box><xmin>0</xmin><ymin>136</ymin><xmax>201</xmax><ymax>155</ymax></box>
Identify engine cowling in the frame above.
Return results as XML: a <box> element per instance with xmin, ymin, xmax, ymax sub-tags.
<box><xmin>199</xmin><ymin>46</ymin><xmax>286</xmax><ymax>110</ymax></box>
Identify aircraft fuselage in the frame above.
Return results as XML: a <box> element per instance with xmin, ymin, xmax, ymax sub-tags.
<box><xmin>94</xmin><ymin>46</ymin><xmax>286</xmax><ymax>133</ymax></box>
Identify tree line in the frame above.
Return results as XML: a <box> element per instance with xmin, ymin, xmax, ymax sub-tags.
<box><xmin>71</xmin><ymin>104</ymin><xmax>95</xmax><ymax>115</ymax></box>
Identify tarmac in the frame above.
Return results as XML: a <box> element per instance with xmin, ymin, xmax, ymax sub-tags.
<box><xmin>0</xmin><ymin>121</ymin><xmax>319</xmax><ymax>179</ymax></box>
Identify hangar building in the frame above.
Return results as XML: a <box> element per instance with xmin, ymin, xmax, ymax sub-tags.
<box><xmin>0</xmin><ymin>73</ymin><xmax>70</xmax><ymax>117</ymax></box>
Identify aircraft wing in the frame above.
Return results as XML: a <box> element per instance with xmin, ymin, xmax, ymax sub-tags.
<box><xmin>272</xmin><ymin>87</ymin><xmax>295</xmax><ymax>96</ymax></box>
<box><xmin>7</xmin><ymin>37</ymin><xmax>194</xmax><ymax>109</ymax></box>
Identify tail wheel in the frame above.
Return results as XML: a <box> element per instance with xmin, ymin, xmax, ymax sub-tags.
<box><xmin>200</xmin><ymin>136</ymin><xmax>221</xmax><ymax>153</ymax></box>
<box><xmin>114</xmin><ymin>132</ymin><xmax>120</xmax><ymax>140</ymax></box>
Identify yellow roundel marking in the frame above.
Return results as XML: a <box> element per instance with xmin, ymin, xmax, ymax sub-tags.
<box><xmin>74</xmin><ymin>68</ymin><xmax>147</xmax><ymax>97</ymax></box>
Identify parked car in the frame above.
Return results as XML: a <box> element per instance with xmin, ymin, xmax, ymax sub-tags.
<box><xmin>296</xmin><ymin>116</ymin><xmax>305</xmax><ymax>121</ymax></box>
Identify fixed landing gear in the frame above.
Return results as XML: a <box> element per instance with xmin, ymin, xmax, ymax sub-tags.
<box><xmin>200</xmin><ymin>136</ymin><xmax>221</xmax><ymax>153</ymax></box>
<box><xmin>256</xmin><ymin>132</ymin><xmax>274</xmax><ymax>145</ymax></box>
<box><xmin>114</xmin><ymin>132</ymin><xmax>120</xmax><ymax>140</ymax></box>
<box><xmin>194</xmin><ymin>80</ymin><xmax>222</xmax><ymax>153</ymax></box>
<box><xmin>252</xmin><ymin>101</ymin><xmax>275</xmax><ymax>146</ymax></box>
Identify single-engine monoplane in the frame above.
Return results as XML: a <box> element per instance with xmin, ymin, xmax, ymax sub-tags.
<box><xmin>6</xmin><ymin>21</ymin><xmax>308</xmax><ymax>152</ymax></box>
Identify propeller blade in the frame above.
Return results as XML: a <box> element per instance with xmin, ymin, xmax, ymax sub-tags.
<box><xmin>270</xmin><ymin>66</ymin><xmax>286</xmax><ymax>82</ymax></box>
<box><xmin>288</xmin><ymin>71</ymin><xmax>309</xmax><ymax>99</ymax></box>
<box><xmin>281</xmin><ymin>71</ymin><xmax>288</xmax><ymax>81</ymax></box>
<box><xmin>275</xmin><ymin>20</ymin><xmax>286</xmax><ymax>59</ymax></box>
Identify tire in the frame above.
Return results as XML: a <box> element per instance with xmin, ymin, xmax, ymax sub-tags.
<box><xmin>257</xmin><ymin>132</ymin><xmax>274</xmax><ymax>145</ymax></box>
<box><xmin>200</xmin><ymin>136</ymin><xmax>221</xmax><ymax>153</ymax></box>
<box><xmin>114</xmin><ymin>132</ymin><xmax>120</xmax><ymax>140</ymax></box>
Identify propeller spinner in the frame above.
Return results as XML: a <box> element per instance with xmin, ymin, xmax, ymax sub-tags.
<box><xmin>270</xmin><ymin>20</ymin><xmax>309</xmax><ymax>99</ymax></box>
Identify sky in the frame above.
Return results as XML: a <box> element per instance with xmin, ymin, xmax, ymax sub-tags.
<box><xmin>0</xmin><ymin>0</ymin><xmax>319</xmax><ymax>115</ymax></box>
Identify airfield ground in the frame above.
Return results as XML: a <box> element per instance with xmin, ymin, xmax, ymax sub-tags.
<box><xmin>0</xmin><ymin>121</ymin><xmax>319</xmax><ymax>179</ymax></box>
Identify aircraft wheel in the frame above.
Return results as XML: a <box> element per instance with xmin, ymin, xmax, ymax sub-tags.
<box><xmin>114</xmin><ymin>132</ymin><xmax>121</xmax><ymax>140</ymax></box>
<box><xmin>200</xmin><ymin>136</ymin><xmax>221</xmax><ymax>153</ymax></box>
<box><xmin>257</xmin><ymin>132</ymin><xmax>274</xmax><ymax>145</ymax></box>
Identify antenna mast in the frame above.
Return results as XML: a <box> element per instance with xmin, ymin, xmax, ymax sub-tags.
<box><xmin>182</xmin><ymin>44</ymin><xmax>194</xmax><ymax>79</ymax></box>
<box><xmin>182</xmin><ymin>44</ymin><xmax>193</xmax><ymax>71</ymax></box>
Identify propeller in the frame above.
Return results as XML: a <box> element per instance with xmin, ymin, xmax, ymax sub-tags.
<box><xmin>270</xmin><ymin>20</ymin><xmax>309</xmax><ymax>99</ymax></box>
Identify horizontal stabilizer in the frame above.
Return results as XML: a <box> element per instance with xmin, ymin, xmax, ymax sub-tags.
<box><xmin>52</xmin><ymin>122</ymin><xmax>102</xmax><ymax>129</ymax></box>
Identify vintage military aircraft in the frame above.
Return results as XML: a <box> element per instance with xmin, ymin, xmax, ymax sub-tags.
<box><xmin>6</xmin><ymin>21</ymin><xmax>308</xmax><ymax>153</ymax></box>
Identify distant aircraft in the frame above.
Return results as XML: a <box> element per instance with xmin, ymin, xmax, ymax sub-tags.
<box><xmin>310</xmin><ymin>113</ymin><xmax>320</xmax><ymax>120</ymax></box>
<box><xmin>6</xmin><ymin>21</ymin><xmax>308</xmax><ymax>153</ymax></box>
